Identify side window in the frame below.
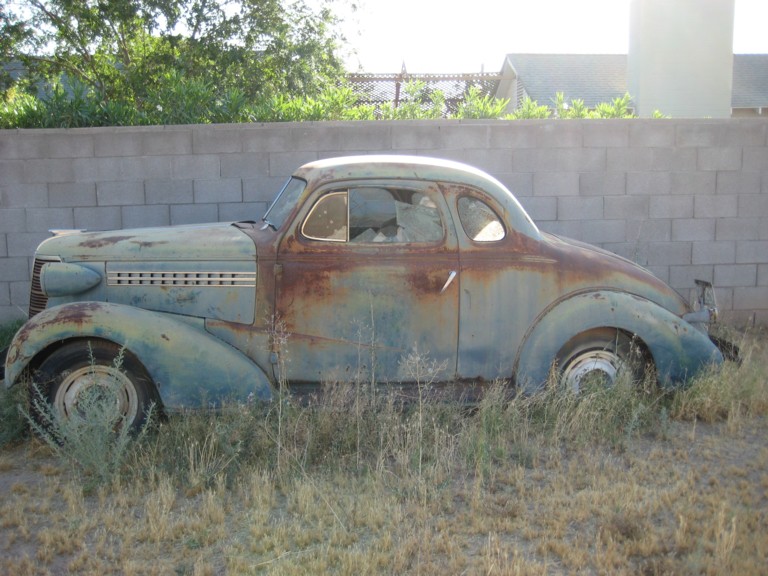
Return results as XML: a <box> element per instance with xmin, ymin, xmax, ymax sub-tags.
<box><xmin>302</xmin><ymin>187</ymin><xmax>444</xmax><ymax>244</ymax></box>
<box><xmin>458</xmin><ymin>197</ymin><xmax>505</xmax><ymax>242</ymax></box>
<box><xmin>349</xmin><ymin>188</ymin><xmax>443</xmax><ymax>243</ymax></box>
<box><xmin>302</xmin><ymin>192</ymin><xmax>348</xmax><ymax>241</ymax></box>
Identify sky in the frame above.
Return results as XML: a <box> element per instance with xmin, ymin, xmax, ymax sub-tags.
<box><xmin>340</xmin><ymin>0</ymin><xmax>768</xmax><ymax>73</ymax></box>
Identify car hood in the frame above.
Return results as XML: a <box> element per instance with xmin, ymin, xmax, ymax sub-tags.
<box><xmin>543</xmin><ymin>232</ymin><xmax>690</xmax><ymax>317</ymax></box>
<box><xmin>36</xmin><ymin>223</ymin><xmax>256</xmax><ymax>262</ymax></box>
<box><xmin>34</xmin><ymin>224</ymin><xmax>259</xmax><ymax>324</ymax></box>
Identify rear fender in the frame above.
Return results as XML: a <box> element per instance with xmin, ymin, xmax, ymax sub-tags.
<box><xmin>4</xmin><ymin>302</ymin><xmax>273</xmax><ymax>407</ymax></box>
<box><xmin>514</xmin><ymin>291</ymin><xmax>723</xmax><ymax>393</ymax></box>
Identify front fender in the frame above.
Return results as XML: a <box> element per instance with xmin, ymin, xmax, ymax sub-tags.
<box><xmin>4</xmin><ymin>302</ymin><xmax>273</xmax><ymax>407</ymax></box>
<box><xmin>514</xmin><ymin>290</ymin><xmax>723</xmax><ymax>393</ymax></box>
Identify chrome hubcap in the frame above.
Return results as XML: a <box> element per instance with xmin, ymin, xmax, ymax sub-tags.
<box><xmin>54</xmin><ymin>365</ymin><xmax>138</xmax><ymax>424</ymax></box>
<box><xmin>562</xmin><ymin>350</ymin><xmax>625</xmax><ymax>393</ymax></box>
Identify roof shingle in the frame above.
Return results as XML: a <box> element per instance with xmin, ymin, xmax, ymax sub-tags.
<box><xmin>504</xmin><ymin>53</ymin><xmax>768</xmax><ymax>109</ymax></box>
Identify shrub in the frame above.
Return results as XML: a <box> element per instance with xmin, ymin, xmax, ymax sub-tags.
<box><xmin>506</xmin><ymin>96</ymin><xmax>551</xmax><ymax>119</ymax></box>
<box><xmin>454</xmin><ymin>86</ymin><xmax>510</xmax><ymax>119</ymax></box>
<box><xmin>0</xmin><ymin>88</ymin><xmax>45</xmax><ymax>128</ymax></box>
<box><xmin>1</xmin><ymin>74</ymin><xmax>658</xmax><ymax>126</ymax></box>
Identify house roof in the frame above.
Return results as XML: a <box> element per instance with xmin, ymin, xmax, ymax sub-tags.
<box><xmin>503</xmin><ymin>54</ymin><xmax>628</xmax><ymax>108</ymax></box>
<box><xmin>503</xmin><ymin>53</ymin><xmax>768</xmax><ymax>109</ymax></box>
<box><xmin>731</xmin><ymin>54</ymin><xmax>768</xmax><ymax>108</ymax></box>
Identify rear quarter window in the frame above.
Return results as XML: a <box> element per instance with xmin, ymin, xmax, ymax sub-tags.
<box><xmin>457</xmin><ymin>197</ymin><xmax>505</xmax><ymax>242</ymax></box>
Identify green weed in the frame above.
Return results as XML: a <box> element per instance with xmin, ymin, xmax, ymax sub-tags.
<box><xmin>0</xmin><ymin>319</ymin><xmax>27</xmax><ymax>446</ymax></box>
<box><xmin>671</xmin><ymin>331</ymin><xmax>768</xmax><ymax>423</ymax></box>
<box><xmin>0</xmin><ymin>384</ymin><xmax>27</xmax><ymax>447</ymax></box>
<box><xmin>0</xmin><ymin>319</ymin><xmax>24</xmax><ymax>348</ymax></box>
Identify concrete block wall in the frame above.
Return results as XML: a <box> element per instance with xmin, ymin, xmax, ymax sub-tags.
<box><xmin>1</xmin><ymin>119</ymin><xmax>766</xmax><ymax>325</ymax></box>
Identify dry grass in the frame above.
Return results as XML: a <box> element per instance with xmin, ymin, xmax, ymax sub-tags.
<box><xmin>0</xmin><ymin>328</ymin><xmax>766</xmax><ymax>575</ymax></box>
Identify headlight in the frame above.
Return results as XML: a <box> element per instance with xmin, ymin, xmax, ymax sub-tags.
<box><xmin>39</xmin><ymin>262</ymin><xmax>102</xmax><ymax>297</ymax></box>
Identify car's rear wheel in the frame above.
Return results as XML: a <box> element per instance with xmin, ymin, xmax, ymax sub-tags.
<box><xmin>556</xmin><ymin>329</ymin><xmax>652</xmax><ymax>393</ymax></box>
<box><xmin>33</xmin><ymin>340</ymin><xmax>157</xmax><ymax>434</ymax></box>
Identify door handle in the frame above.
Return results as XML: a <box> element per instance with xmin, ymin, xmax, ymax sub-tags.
<box><xmin>440</xmin><ymin>270</ymin><xmax>457</xmax><ymax>294</ymax></box>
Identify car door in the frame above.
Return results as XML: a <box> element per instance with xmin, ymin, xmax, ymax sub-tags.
<box><xmin>440</xmin><ymin>182</ymin><xmax>547</xmax><ymax>382</ymax></box>
<box><xmin>274</xmin><ymin>180</ymin><xmax>459</xmax><ymax>385</ymax></box>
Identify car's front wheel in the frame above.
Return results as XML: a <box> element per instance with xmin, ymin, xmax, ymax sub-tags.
<box><xmin>556</xmin><ymin>329</ymin><xmax>652</xmax><ymax>393</ymax></box>
<box><xmin>33</xmin><ymin>340</ymin><xmax>158</xmax><ymax>434</ymax></box>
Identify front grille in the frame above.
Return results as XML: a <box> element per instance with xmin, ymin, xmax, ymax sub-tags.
<box><xmin>29</xmin><ymin>256</ymin><xmax>61</xmax><ymax>317</ymax></box>
<box><xmin>107</xmin><ymin>271</ymin><xmax>256</xmax><ymax>287</ymax></box>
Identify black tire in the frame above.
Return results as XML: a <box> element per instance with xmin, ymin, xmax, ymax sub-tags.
<box><xmin>556</xmin><ymin>329</ymin><xmax>652</xmax><ymax>393</ymax></box>
<box><xmin>33</xmin><ymin>340</ymin><xmax>158</xmax><ymax>434</ymax></box>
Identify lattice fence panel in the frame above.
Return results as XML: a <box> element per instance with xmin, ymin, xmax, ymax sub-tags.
<box><xmin>345</xmin><ymin>72</ymin><xmax>502</xmax><ymax>117</ymax></box>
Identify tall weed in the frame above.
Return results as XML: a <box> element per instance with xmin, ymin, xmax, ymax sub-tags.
<box><xmin>126</xmin><ymin>330</ymin><xmax>767</xmax><ymax>493</ymax></box>
<box><xmin>0</xmin><ymin>319</ymin><xmax>28</xmax><ymax>446</ymax></box>
<box><xmin>0</xmin><ymin>384</ymin><xmax>27</xmax><ymax>447</ymax></box>
<box><xmin>23</xmin><ymin>348</ymin><xmax>153</xmax><ymax>487</ymax></box>
<box><xmin>671</xmin><ymin>330</ymin><xmax>767</xmax><ymax>422</ymax></box>
<box><xmin>132</xmin><ymin>332</ymin><xmax>762</xmax><ymax>489</ymax></box>
<box><xmin>0</xmin><ymin>319</ymin><xmax>24</xmax><ymax>348</ymax></box>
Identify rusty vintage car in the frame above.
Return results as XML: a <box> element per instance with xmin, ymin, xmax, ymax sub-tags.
<box><xmin>2</xmin><ymin>155</ymin><xmax>728</xmax><ymax>430</ymax></box>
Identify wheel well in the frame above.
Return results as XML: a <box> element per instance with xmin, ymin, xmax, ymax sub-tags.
<box><xmin>556</xmin><ymin>327</ymin><xmax>654</xmax><ymax>371</ymax></box>
<box><xmin>26</xmin><ymin>336</ymin><xmax>108</xmax><ymax>373</ymax></box>
<box><xmin>25</xmin><ymin>337</ymin><xmax>162</xmax><ymax>406</ymax></box>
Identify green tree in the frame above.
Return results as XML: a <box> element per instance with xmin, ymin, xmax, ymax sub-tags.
<box><xmin>0</xmin><ymin>1</ymin><xmax>34</xmax><ymax>92</ymax></box>
<box><xmin>3</xmin><ymin>0</ymin><xmax>346</xmax><ymax>105</ymax></box>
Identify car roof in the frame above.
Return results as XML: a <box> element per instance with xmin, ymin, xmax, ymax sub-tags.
<box><xmin>293</xmin><ymin>155</ymin><xmax>540</xmax><ymax>239</ymax></box>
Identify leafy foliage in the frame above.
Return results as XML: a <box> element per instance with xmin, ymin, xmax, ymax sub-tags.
<box><xmin>2</xmin><ymin>0</ymin><xmax>346</xmax><ymax>113</ymax></box>
<box><xmin>1</xmin><ymin>1</ymin><xmax>652</xmax><ymax>127</ymax></box>
<box><xmin>1</xmin><ymin>76</ymin><xmax>651</xmax><ymax>127</ymax></box>
<box><xmin>506</xmin><ymin>96</ymin><xmax>552</xmax><ymax>119</ymax></box>
<box><xmin>550</xmin><ymin>91</ymin><xmax>636</xmax><ymax>119</ymax></box>
<box><xmin>379</xmin><ymin>80</ymin><xmax>446</xmax><ymax>120</ymax></box>
<box><xmin>455</xmin><ymin>85</ymin><xmax>510</xmax><ymax>119</ymax></box>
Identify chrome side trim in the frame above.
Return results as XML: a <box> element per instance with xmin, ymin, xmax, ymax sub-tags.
<box><xmin>107</xmin><ymin>271</ymin><xmax>257</xmax><ymax>287</ymax></box>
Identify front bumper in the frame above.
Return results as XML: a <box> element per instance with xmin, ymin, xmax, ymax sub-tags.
<box><xmin>682</xmin><ymin>279</ymin><xmax>719</xmax><ymax>331</ymax></box>
<box><xmin>680</xmin><ymin>280</ymin><xmax>740</xmax><ymax>363</ymax></box>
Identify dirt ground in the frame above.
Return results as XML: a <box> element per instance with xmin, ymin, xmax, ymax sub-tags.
<box><xmin>0</xmin><ymin>415</ymin><xmax>766</xmax><ymax>575</ymax></box>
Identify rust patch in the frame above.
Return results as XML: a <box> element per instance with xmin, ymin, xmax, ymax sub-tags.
<box><xmin>281</xmin><ymin>266</ymin><xmax>334</xmax><ymax>300</ymax></box>
<box><xmin>7</xmin><ymin>302</ymin><xmax>99</xmax><ymax>365</ymax></box>
<box><xmin>79</xmin><ymin>235</ymin><xmax>170</xmax><ymax>249</ymax></box>
<box><xmin>129</xmin><ymin>240</ymin><xmax>169</xmax><ymax>248</ymax></box>
<box><xmin>6</xmin><ymin>345</ymin><xmax>21</xmax><ymax>365</ymax></box>
<box><xmin>79</xmin><ymin>235</ymin><xmax>136</xmax><ymax>249</ymax></box>
<box><xmin>406</xmin><ymin>270</ymin><xmax>446</xmax><ymax>294</ymax></box>
<box><xmin>38</xmin><ymin>302</ymin><xmax>98</xmax><ymax>327</ymax></box>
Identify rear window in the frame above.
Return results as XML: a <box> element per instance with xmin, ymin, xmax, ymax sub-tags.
<box><xmin>457</xmin><ymin>197</ymin><xmax>505</xmax><ymax>242</ymax></box>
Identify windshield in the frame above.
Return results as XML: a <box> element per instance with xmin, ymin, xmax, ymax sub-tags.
<box><xmin>262</xmin><ymin>177</ymin><xmax>307</xmax><ymax>230</ymax></box>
